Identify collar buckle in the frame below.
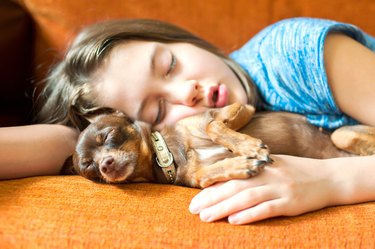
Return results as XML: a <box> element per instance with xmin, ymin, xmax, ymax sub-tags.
<box><xmin>151</xmin><ymin>131</ymin><xmax>176</xmax><ymax>184</ymax></box>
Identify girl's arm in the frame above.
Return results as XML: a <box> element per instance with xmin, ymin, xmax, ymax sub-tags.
<box><xmin>325</xmin><ymin>33</ymin><xmax>375</xmax><ymax>126</ymax></box>
<box><xmin>189</xmin><ymin>154</ymin><xmax>375</xmax><ymax>225</ymax></box>
<box><xmin>0</xmin><ymin>124</ymin><xmax>78</xmax><ymax>180</ymax></box>
<box><xmin>188</xmin><ymin>32</ymin><xmax>375</xmax><ymax>225</ymax></box>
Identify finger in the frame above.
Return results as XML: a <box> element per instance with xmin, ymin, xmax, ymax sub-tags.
<box><xmin>198</xmin><ymin>185</ymin><xmax>278</xmax><ymax>222</ymax></box>
<box><xmin>227</xmin><ymin>199</ymin><xmax>287</xmax><ymax>225</ymax></box>
<box><xmin>189</xmin><ymin>179</ymin><xmax>262</xmax><ymax>214</ymax></box>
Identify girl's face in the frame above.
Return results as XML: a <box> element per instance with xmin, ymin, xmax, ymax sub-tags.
<box><xmin>94</xmin><ymin>41</ymin><xmax>247</xmax><ymax>130</ymax></box>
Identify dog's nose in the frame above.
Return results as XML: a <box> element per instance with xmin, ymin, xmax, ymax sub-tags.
<box><xmin>100</xmin><ymin>156</ymin><xmax>115</xmax><ymax>174</ymax></box>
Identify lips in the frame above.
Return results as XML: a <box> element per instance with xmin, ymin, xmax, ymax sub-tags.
<box><xmin>215</xmin><ymin>84</ymin><xmax>228</xmax><ymax>107</ymax></box>
<box><xmin>208</xmin><ymin>84</ymin><xmax>228</xmax><ymax>108</ymax></box>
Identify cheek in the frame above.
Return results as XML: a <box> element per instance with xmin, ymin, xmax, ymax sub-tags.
<box><xmin>164</xmin><ymin>105</ymin><xmax>207</xmax><ymax>125</ymax></box>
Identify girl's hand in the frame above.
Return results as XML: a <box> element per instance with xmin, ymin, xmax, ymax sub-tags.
<box><xmin>189</xmin><ymin>155</ymin><xmax>341</xmax><ymax>225</ymax></box>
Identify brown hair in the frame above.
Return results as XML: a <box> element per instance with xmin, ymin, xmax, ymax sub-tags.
<box><xmin>36</xmin><ymin>19</ymin><xmax>256</xmax><ymax>131</ymax></box>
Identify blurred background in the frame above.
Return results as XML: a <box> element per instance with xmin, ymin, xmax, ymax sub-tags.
<box><xmin>1</xmin><ymin>0</ymin><xmax>374</xmax><ymax>126</ymax></box>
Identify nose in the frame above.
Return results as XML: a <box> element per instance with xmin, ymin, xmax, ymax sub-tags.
<box><xmin>100</xmin><ymin>156</ymin><xmax>115</xmax><ymax>174</ymax></box>
<box><xmin>166</xmin><ymin>80</ymin><xmax>199</xmax><ymax>106</ymax></box>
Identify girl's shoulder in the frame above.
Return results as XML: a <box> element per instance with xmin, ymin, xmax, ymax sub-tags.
<box><xmin>246</xmin><ymin>17</ymin><xmax>373</xmax><ymax>50</ymax></box>
<box><xmin>231</xmin><ymin>17</ymin><xmax>374</xmax><ymax>67</ymax></box>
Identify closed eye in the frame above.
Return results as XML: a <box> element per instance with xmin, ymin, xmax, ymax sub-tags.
<box><xmin>81</xmin><ymin>158</ymin><xmax>93</xmax><ymax>169</ymax></box>
<box><xmin>103</xmin><ymin>127</ymin><xmax>128</xmax><ymax>147</ymax></box>
<box><xmin>165</xmin><ymin>53</ymin><xmax>176</xmax><ymax>77</ymax></box>
<box><xmin>80</xmin><ymin>160</ymin><xmax>101</xmax><ymax>181</ymax></box>
<box><xmin>103</xmin><ymin>128</ymin><xmax>116</xmax><ymax>143</ymax></box>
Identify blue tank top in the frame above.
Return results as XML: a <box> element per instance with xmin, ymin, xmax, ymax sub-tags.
<box><xmin>230</xmin><ymin>17</ymin><xmax>375</xmax><ymax>130</ymax></box>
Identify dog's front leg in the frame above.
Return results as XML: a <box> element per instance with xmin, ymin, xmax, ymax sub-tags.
<box><xmin>187</xmin><ymin>156</ymin><xmax>267</xmax><ymax>188</ymax></box>
<box><xmin>207</xmin><ymin>103</ymin><xmax>271</xmax><ymax>161</ymax></box>
<box><xmin>210</xmin><ymin>103</ymin><xmax>255</xmax><ymax>130</ymax></box>
<box><xmin>206</xmin><ymin>120</ymin><xmax>271</xmax><ymax>162</ymax></box>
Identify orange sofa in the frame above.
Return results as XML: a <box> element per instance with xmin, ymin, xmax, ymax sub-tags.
<box><xmin>1</xmin><ymin>0</ymin><xmax>375</xmax><ymax>248</ymax></box>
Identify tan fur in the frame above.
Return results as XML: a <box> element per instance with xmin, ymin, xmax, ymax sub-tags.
<box><xmin>73</xmin><ymin>103</ymin><xmax>375</xmax><ymax>188</ymax></box>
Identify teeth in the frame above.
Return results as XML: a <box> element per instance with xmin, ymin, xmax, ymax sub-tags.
<box><xmin>212</xmin><ymin>90</ymin><xmax>218</xmax><ymax>103</ymax></box>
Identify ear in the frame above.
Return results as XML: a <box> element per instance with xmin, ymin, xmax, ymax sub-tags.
<box><xmin>84</xmin><ymin>115</ymin><xmax>101</xmax><ymax>124</ymax></box>
<box><xmin>60</xmin><ymin>155</ymin><xmax>77</xmax><ymax>175</ymax></box>
<box><xmin>113</xmin><ymin>110</ymin><xmax>127</xmax><ymax>118</ymax></box>
<box><xmin>84</xmin><ymin>110</ymin><xmax>126</xmax><ymax>124</ymax></box>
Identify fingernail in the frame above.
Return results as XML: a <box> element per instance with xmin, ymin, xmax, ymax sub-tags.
<box><xmin>228</xmin><ymin>216</ymin><xmax>239</xmax><ymax>225</ymax></box>
<box><xmin>189</xmin><ymin>203</ymin><xmax>201</xmax><ymax>214</ymax></box>
<box><xmin>200</xmin><ymin>212</ymin><xmax>213</xmax><ymax>222</ymax></box>
<box><xmin>229</xmin><ymin>214</ymin><xmax>245</xmax><ymax>225</ymax></box>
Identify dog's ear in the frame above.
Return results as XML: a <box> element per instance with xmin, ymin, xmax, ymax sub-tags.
<box><xmin>60</xmin><ymin>155</ymin><xmax>77</xmax><ymax>175</ymax></box>
<box><xmin>85</xmin><ymin>110</ymin><xmax>127</xmax><ymax>124</ymax></box>
<box><xmin>84</xmin><ymin>114</ymin><xmax>103</xmax><ymax>124</ymax></box>
<box><xmin>112</xmin><ymin>110</ymin><xmax>127</xmax><ymax>118</ymax></box>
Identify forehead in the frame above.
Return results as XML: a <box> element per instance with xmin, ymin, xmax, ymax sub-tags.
<box><xmin>78</xmin><ymin>114</ymin><xmax>135</xmax><ymax>143</ymax></box>
<box><xmin>97</xmin><ymin>40</ymin><xmax>155</xmax><ymax>83</ymax></box>
<box><xmin>93</xmin><ymin>40</ymin><xmax>156</xmax><ymax>119</ymax></box>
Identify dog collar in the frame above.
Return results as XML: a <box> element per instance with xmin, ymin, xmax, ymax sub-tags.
<box><xmin>151</xmin><ymin>131</ymin><xmax>176</xmax><ymax>184</ymax></box>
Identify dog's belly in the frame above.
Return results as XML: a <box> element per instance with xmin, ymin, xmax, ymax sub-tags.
<box><xmin>240</xmin><ymin>112</ymin><xmax>352</xmax><ymax>158</ymax></box>
<box><xmin>195</xmin><ymin>146</ymin><xmax>231</xmax><ymax>162</ymax></box>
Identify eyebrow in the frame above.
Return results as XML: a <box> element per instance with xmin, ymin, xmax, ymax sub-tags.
<box><xmin>136</xmin><ymin>45</ymin><xmax>158</xmax><ymax>121</ymax></box>
<box><xmin>150</xmin><ymin>45</ymin><xmax>157</xmax><ymax>77</ymax></box>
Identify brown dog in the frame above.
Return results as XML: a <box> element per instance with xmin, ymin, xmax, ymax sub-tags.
<box><xmin>73</xmin><ymin>103</ymin><xmax>375</xmax><ymax>188</ymax></box>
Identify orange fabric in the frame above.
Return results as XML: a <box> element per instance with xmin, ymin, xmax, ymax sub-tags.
<box><xmin>17</xmin><ymin>0</ymin><xmax>375</xmax><ymax>83</ymax></box>
<box><xmin>2</xmin><ymin>0</ymin><xmax>375</xmax><ymax>247</ymax></box>
<box><xmin>19</xmin><ymin>0</ymin><xmax>375</xmax><ymax>53</ymax></box>
<box><xmin>1</xmin><ymin>176</ymin><xmax>374</xmax><ymax>248</ymax></box>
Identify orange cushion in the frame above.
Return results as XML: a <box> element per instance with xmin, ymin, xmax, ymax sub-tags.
<box><xmin>1</xmin><ymin>176</ymin><xmax>374</xmax><ymax>247</ymax></box>
<box><xmin>20</xmin><ymin>0</ymin><xmax>375</xmax><ymax>83</ymax></box>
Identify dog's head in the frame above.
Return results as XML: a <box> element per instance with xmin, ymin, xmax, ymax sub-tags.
<box><xmin>73</xmin><ymin>112</ymin><xmax>151</xmax><ymax>183</ymax></box>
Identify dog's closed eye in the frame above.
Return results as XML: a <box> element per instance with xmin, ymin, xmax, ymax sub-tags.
<box><xmin>95</xmin><ymin>128</ymin><xmax>116</xmax><ymax>145</ymax></box>
<box><xmin>79</xmin><ymin>157</ymin><xmax>102</xmax><ymax>180</ymax></box>
<box><xmin>102</xmin><ymin>127</ymin><xmax>131</xmax><ymax>148</ymax></box>
<box><xmin>104</xmin><ymin>128</ymin><xmax>117</xmax><ymax>143</ymax></box>
<box><xmin>81</xmin><ymin>158</ymin><xmax>93</xmax><ymax>169</ymax></box>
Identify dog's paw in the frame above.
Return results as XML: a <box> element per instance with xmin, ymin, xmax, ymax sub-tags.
<box><xmin>246</xmin><ymin>157</ymin><xmax>269</xmax><ymax>176</ymax></box>
<box><xmin>234</xmin><ymin>138</ymin><xmax>272</xmax><ymax>163</ymax></box>
<box><xmin>198</xmin><ymin>156</ymin><xmax>269</xmax><ymax>188</ymax></box>
<box><xmin>331</xmin><ymin>125</ymin><xmax>375</xmax><ymax>156</ymax></box>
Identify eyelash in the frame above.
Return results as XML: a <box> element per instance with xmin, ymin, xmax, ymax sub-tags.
<box><xmin>153</xmin><ymin>53</ymin><xmax>175</xmax><ymax>125</ymax></box>
<box><xmin>81</xmin><ymin>159</ymin><xmax>93</xmax><ymax>169</ymax></box>
<box><xmin>166</xmin><ymin>53</ymin><xmax>176</xmax><ymax>76</ymax></box>
<box><xmin>103</xmin><ymin>128</ymin><xmax>115</xmax><ymax>143</ymax></box>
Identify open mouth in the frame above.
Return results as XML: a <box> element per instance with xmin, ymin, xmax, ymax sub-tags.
<box><xmin>212</xmin><ymin>90</ymin><xmax>218</xmax><ymax>104</ymax></box>
<box><xmin>208</xmin><ymin>84</ymin><xmax>228</xmax><ymax>108</ymax></box>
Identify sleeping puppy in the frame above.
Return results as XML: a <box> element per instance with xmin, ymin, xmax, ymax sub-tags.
<box><xmin>72</xmin><ymin>103</ymin><xmax>375</xmax><ymax>188</ymax></box>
